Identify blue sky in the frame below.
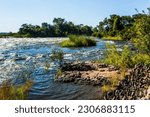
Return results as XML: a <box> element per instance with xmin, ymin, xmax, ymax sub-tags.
<box><xmin>0</xmin><ymin>0</ymin><xmax>150</xmax><ymax>32</ymax></box>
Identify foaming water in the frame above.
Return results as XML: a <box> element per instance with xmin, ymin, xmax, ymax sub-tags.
<box><xmin>0</xmin><ymin>38</ymin><xmax>125</xmax><ymax>99</ymax></box>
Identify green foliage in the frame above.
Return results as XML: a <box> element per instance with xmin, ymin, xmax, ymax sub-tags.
<box><xmin>103</xmin><ymin>44</ymin><xmax>132</xmax><ymax>68</ymax></box>
<box><xmin>119</xmin><ymin>27</ymin><xmax>136</xmax><ymax>40</ymax></box>
<box><xmin>101</xmin><ymin>85</ymin><xmax>112</xmax><ymax>93</ymax></box>
<box><xmin>102</xmin><ymin>36</ymin><xmax>122</xmax><ymax>41</ymax></box>
<box><xmin>92</xmin><ymin>32</ymin><xmax>103</xmax><ymax>38</ymax></box>
<box><xmin>55</xmin><ymin>68</ymin><xmax>62</xmax><ymax>79</ymax></box>
<box><xmin>50</xmin><ymin>48</ymin><xmax>64</xmax><ymax>66</ymax></box>
<box><xmin>132</xmin><ymin>15</ymin><xmax>150</xmax><ymax>53</ymax></box>
<box><xmin>60</xmin><ymin>40</ymin><xmax>76</xmax><ymax>47</ymax></box>
<box><xmin>60</xmin><ymin>35</ymin><xmax>96</xmax><ymax>47</ymax></box>
<box><xmin>104</xmin><ymin>44</ymin><xmax>150</xmax><ymax>69</ymax></box>
<box><xmin>98</xmin><ymin>9</ymin><xmax>150</xmax><ymax>42</ymax></box>
<box><xmin>96</xmin><ymin>14</ymin><xmax>131</xmax><ymax>40</ymax></box>
<box><xmin>0</xmin><ymin>32</ymin><xmax>13</xmax><ymax>38</ymax></box>
<box><xmin>17</xmin><ymin>18</ymin><xmax>93</xmax><ymax>37</ymax></box>
<box><xmin>132</xmin><ymin>53</ymin><xmax>150</xmax><ymax>65</ymax></box>
<box><xmin>0</xmin><ymin>80</ymin><xmax>33</xmax><ymax>100</ymax></box>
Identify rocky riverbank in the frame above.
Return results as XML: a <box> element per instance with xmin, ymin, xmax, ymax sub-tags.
<box><xmin>103</xmin><ymin>65</ymin><xmax>150</xmax><ymax>100</ymax></box>
<box><xmin>55</xmin><ymin>61</ymin><xmax>123</xmax><ymax>86</ymax></box>
<box><xmin>55</xmin><ymin>62</ymin><xmax>150</xmax><ymax>100</ymax></box>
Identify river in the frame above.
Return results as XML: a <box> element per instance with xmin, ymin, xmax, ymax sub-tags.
<box><xmin>0</xmin><ymin>38</ymin><xmax>126</xmax><ymax>100</ymax></box>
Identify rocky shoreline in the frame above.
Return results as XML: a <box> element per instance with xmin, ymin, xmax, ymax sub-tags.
<box><xmin>55</xmin><ymin>61</ymin><xmax>122</xmax><ymax>86</ymax></box>
<box><xmin>55</xmin><ymin>61</ymin><xmax>150</xmax><ymax>100</ymax></box>
<box><xmin>104</xmin><ymin>65</ymin><xmax>150</xmax><ymax>100</ymax></box>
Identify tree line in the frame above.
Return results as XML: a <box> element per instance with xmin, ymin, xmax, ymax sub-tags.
<box><xmin>93</xmin><ymin>8</ymin><xmax>149</xmax><ymax>40</ymax></box>
<box><xmin>16</xmin><ymin>18</ymin><xmax>93</xmax><ymax>37</ymax></box>
<box><xmin>0</xmin><ymin>8</ymin><xmax>150</xmax><ymax>42</ymax></box>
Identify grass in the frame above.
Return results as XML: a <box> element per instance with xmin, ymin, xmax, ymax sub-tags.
<box><xmin>55</xmin><ymin>68</ymin><xmax>62</xmax><ymax>79</ymax></box>
<box><xmin>101</xmin><ymin>74</ymin><xmax>121</xmax><ymax>93</ymax></box>
<box><xmin>44</xmin><ymin>61</ymin><xmax>51</xmax><ymax>71</ymax></box>
<box><xmin>101</xmin><ymin>85</ymin><xmax>112</xmax><ymax>93</ymax></box>
<box><xmin>0</xmin><ymin>80</ymin><xmax>33</xmax><ymax>100</ymax></box>
<box><xmin>102</xmin><ymin>36</ymin><xmax>123</xmax><ymax>41</ymax></box>
<box><xmin>60</xmin><ymin>35</ymin><xmax>96</xmax><ymax>47</ymax></box>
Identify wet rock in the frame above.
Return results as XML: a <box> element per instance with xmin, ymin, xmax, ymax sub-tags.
<box><xmin>14</xmin><ymin>57</ymin><xmax>26</xmax><ymax>61</ymax></box>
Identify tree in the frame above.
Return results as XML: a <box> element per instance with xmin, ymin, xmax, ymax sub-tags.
<box><xmin>133</xmin><ymin>15</ymin><xmax>150</xmax><ymax>54</ymax></box>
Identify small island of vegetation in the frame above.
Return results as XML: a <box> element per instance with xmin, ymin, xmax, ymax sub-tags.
<box><xmin>60</xmin><ymin>35</ymin><xmax>96</xmax><ymax>47</ymax></box>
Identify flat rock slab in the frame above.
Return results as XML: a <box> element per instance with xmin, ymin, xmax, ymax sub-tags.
<box><xmin>56</xmin><ymin>61</ymin><xmax>122</xmax><ymax>86</ymax></box>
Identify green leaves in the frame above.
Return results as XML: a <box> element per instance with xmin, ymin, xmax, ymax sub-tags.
<box><xmin>104</xmin><ymin>44</ymin><xmax>132</xmax><ymax>68</ymax></box>
<box><xmin>132</xmin><ymin>15</ymin><xmax>150</xmax><ymax>54</ymax></box>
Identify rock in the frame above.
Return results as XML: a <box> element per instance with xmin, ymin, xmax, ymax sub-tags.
<box><xmin>56</xmin><ymin>61</ymin><xmax>120</xmax><ymax>88</ymax></box>
<box><xmin>61</xmin><ymin>62</ymin><xmax>97</xmax><ymax>71</ymax></box>
<box><xmin>14</xmin><ymin>57</ymin><xmax>26</xmax><ymax>61</ymax></box>
<box><xmin>103</xmin><ymin>65</ymin><xmax>150</xmax><ymax>100</ymax></box>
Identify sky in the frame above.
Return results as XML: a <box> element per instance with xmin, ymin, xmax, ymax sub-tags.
<box><xmin>0</xmin><ymin>0</ymin><xmax>150</xmax><ymax>32</ymax></box>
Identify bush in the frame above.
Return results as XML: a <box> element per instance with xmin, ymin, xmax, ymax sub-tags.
<box><xmin>103</xmin><ymin>44</ymin><xmax>133</xmax><ymax>68</ymax></box>
<box><xmin>103</xmin><ymin>44</ymin><xmax>150</xmax><ymax>69</ymax></box>
<box><xmin>132</xmin><ymin>53</ymin><xmax>150</xmax><ymax>65</ymax></box>
<box><xmin>60</xmin><ymin>35</ymin><xmax>96</xmax><ymax>47</ymax></box>
<box><xmin>103</xmin><ymin>44</ymin><xmax>120</xmax><ymax>67</ymax></box>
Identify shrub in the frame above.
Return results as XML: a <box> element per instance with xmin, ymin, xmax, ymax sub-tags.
<box><xmin>132</xmin><ymin>16</ymin><xmax>150</xmax><ymax>54</ymax></box>
<box><xmin>103</xmin><ymin>44</ymin><xmax>133</xmax><ymax>68</ymax></box>
<box><xmin>132</xmin><ymin>53</ymin><xmax>150</xmax><ymax>65</ymax></box>
<box><xmin>60</xmin><ymin>35</ymin><xmax>96</xmax><ymax>47</ymax></box>
<box><xmin>103</xmin><ymin>44</ymin><xmax>121</xmax><ymax>67</ymax></box>
<box><xmin>103</xmin><ymin>43</ymin><xmax>150</xmax><ymax>69</ymax></box>
<box><xmin>92</xmin><ymin>32</ymin><xmax>103</xmax><ymax>38</ymax></box>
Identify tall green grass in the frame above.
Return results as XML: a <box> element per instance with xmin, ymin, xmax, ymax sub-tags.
<box><xmin>0</xmin><ymin>80</ymin><xmax>33</xmax><ymax>100</ymax></box>
<box><xmin>60</xmin><ymin>35</ymin><xmax>96</xmax><ymax>47</ymax></box>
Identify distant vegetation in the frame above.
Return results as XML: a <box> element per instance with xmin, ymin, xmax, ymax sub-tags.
<box><xmin>1</xmin><ymin>8</ymin><xmax>150</xmax><ymax>43</ymax></box>
<box><xmin>60</xmin><ymin>35</ymin><xmax>96</xmax><ymax>47</ymax></box>
<box><xmin>13</xmin><ymin>18</ymin><xmax>93</xmax><ymax>38</ymax></box>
